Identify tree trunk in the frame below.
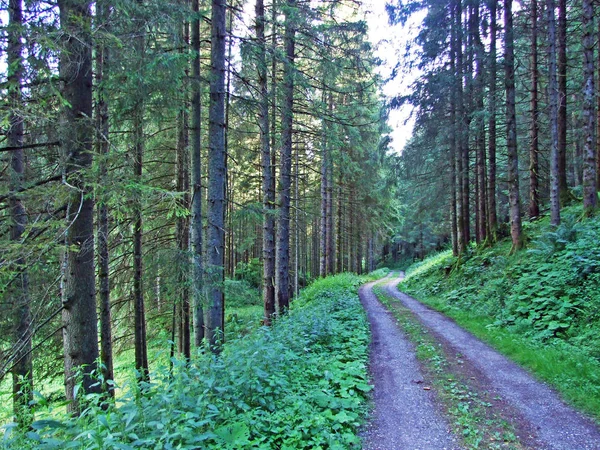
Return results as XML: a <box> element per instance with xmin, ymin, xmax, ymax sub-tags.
<box><xmin>132</xmin><ymin>1</ymin><xmax>149</xmax><ymax>379</ymax></box>
<box><xmin>59</xmin><ymin>0</ymin><xmax>101</xmax><ymax>413</ymax></box>
<box><xmin>504</xmin><ymin>0</ymin><xmax>523</xmax><ymax>250</ymax></box>
<box><xmin>95</xmin><ymin>0</ymin><xmax>114</xmax><ymax>397</ymax></box>
<box><xmin>325</xmin><ymin>96</ymin><xmax>335</xmax><ymax>275</ymax></box>
<box><xmin>450</xmin><ymin>2</ymin><xmax>458</xmax><ymax>256</ymax></box>
<box><xmin>473</xmin><ymin>1</ymin><xmax>487</xmax><ymax>242</ymax></box>
<box><xmin>557</xmin><ymin>0</ymin><xmax>568</xmax><ymax>202</ymax></box>
<box><xmin>453</xmin><ymin>0</ymin><xmax>466</xmax><ymax>253</ymax></box>
<box><xmin>597</xmin><ymin>15</ymin><xmax>600</xmax><ymax>190</ymax></box>
<box><xmin>276</xmin><ymin>0</ymin><xmax>296</xmax><ymax>313</ymax></box>
<box><xmin>582</xmin><ymin>0</ymin><xmax>597</xmax><ymax>211</ymax></box>
<box><xmin>461</xmin><ymin>1</ymin><xmax>471</xmax><ymax>246</ymax></box>
<box><xmin>529</xmin><ymin>0</ymin><xmax>540</xmax><ymax>220</ymax></box>
<box><xmin>256</xmin><ymin>0</ymin><xmax>275</xmax><ymax>324</ymax></box>
<box><xmin>487</xmin><ymin>0</ymin><xmax>498</xmax><ymax>240</ymax></box>
<box><xmin>191</xmin><ymin>0</ymin><xmax>204</xmax><ymax>346</ymax></box>
<box><xmin>176</xmin><ymin>24</ymin><xmax>191</xmax><ymax>358</ymax></box>
<box><xmin>547</xmin><ymin>0</ymin><xmax>560</xmax><ymax>225</ymax></box>
<box><xmin>336</xmin><ymin>182</ymin><xmax>343</xmax><ymax>273</ymax></box>
<box><xmin>206</xmin><ymin>0</ymin><xmax>227</xmax><ymax>350</ymax></box>
<box><xmin>319</xmin><ymin>90</ymin><xmax>328</xmax><ymax>277</ymax></box>
<box><xmin>8</xmin><ymin>0</ymin><xmax>33</xmax><ymax>423</ymax></box>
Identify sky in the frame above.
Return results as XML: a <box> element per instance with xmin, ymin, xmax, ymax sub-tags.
<box><xmin>361</xmin><ymin>0</ymin><xmax>425</xmax><ymax>155</ymax></box>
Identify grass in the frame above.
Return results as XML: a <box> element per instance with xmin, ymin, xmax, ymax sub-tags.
<box><xmin>415</xmin><ymin>303</ymin><xmax>600</xmax><ymax>421</ymax></box>
<box><xmin>373</xmin><ymin>284</ymin><xmax>523</xmax><ymax>450</ymax></box>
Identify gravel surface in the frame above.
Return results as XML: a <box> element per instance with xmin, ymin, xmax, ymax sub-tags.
<box><xmin>359</xmin><ymin>279</ymin><xmax>461</xmax><ymax>450</ymax></box>
<box><xmin>382</xmin><ymin>274</ymin><xmax>600</xmax><ymax>450</ymax></box>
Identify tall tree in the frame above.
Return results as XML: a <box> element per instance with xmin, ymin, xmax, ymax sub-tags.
<box><xmin>487</xmin><ymin>0</ymin><xmax>498</xmax><ymax>240</ymax></box>
<box><xmin>319</xmin><ymin>90</ymin><xmax>329</xmax><ymax>277</ymax></box>
<box><xmin>132</xmin><ymin>0</ymin><xmax>149</xmax><ymax>379</ymax></box>
<box><xmin>557</xmin><ymin>0</ymin><xmax>568</xmax><ymax>201</ymax></box>
<box><xmin>175</xmin><ymin>7</ymin><xmax>191</xmax><ymax>360</ymax></box>
<box><xmin>95</xmin><ymin>0</ymin><xmax>114</xmax><ymax>396</ymax></box>
<box><xmin>59</xmin><ymin>0</ymin><xmax>101</xmax><ymax>412</ymax></box>
<box><xmin>8</xmin><ymin>0</ymin><xmax>33</xmax><ymax>422</ymax></box>
<box><xmin>582</xmin><ymin>0</ymin><xmax>597</xmax><ymax>211</ymax></box>
<box><xmin>276</xmin><ymin>0</ymin><xmax>297</xmax><ymax>312</ymax></box>
<box><xmin>191</xmin><ymin>0</ymin><xmax>204</xmax><ymax>346</ymax></box>
<box><xmin>472</xmin><ymin>0</ymin><xmax>487</xmax><ymax>242</ymax></box>
<box><xmin>206</xmin><ymin>0</ymin><xmax>227</xmax><ymax>350</ymax></box>
<box><xmin>547</xmin><ymin>0</ymin><xmax>560</xmax><ymax>225</ymax></box>
<box><xmin>255</xmin><ymin>0</ymin><xmax>276</xmax><ymax>324</ymax></box>
<box><xmin>453</xmin><ymin>0</ymin><xmax>467</xmax><ymax>253</ymax></box>
<box><xmin>504</xmin><ymin>0</ymin><xmax>523</xmax><ymax>250</ymax></box>
<box><xmin>528</xmin><ymin>0</ymin><xmax>540</xmax><ymax>219</ymax></box>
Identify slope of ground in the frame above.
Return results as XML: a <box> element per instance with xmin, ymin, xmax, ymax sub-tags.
<box><xmin>376</xmin><ymin>275</ymin><xmax>600</xmax><ymax>449</ymax></box>
<box><xmin>4</xmin><ymin>273</ymin><xmax>381</xmax><ymax>449</ymax></box>
<box><xmin>400</xmin><ymin>207</ymin><xmax>600</xmax><ymax>418</ymax></box>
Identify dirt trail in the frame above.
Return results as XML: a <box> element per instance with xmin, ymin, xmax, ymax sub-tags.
<box><xmin>366</xmin><ymin>273</ymin><xmax>600</xmax><ymax>450</ymax></box>
<box><xmin>359</xmin><ymin>279</ymin><xmax>461</xmax><ymax>450</ymax></box>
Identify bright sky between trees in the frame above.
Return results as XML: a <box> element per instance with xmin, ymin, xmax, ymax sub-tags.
<box><xmin>361</xmin><ymin>0</ymin><xmax>425</xmax><ymax>155</ymax></box>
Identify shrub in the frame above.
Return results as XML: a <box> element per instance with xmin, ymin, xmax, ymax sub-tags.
<box><xmin>4</xmin><ymin>274</ymin><xmax>372</xmax><ymax>450</ymax></box>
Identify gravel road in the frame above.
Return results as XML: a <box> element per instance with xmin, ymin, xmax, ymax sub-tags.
<box><xmin>371</xmin><ymin>274</ymin><xmax>600</xmax><ymax>450</ymax></box>
<box><xmin>359</xmin><ymin>279</ymin><xmax>461</xmax><ymax>450</ymax></box>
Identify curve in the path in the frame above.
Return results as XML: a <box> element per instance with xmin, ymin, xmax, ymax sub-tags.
<box><xmin>359</xmin><ymin>279</ymin><xmax>461</xmax><ymax>450</ymax></box>
<box><xmin>382</xmin><ymin>274</ymin><xmax>600</xmax><ymax>450</ymax></box>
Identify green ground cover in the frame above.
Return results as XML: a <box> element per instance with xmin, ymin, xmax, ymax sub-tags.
<box><xmin>2</xmin><ymin>270</ymin><xmax>386</xmax><ymax>449</ymax></box>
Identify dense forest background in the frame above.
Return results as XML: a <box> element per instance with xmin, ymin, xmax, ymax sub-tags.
<box><xmin>0</xmin><ymin>0</ymin><xmax>599</xmax><ymax>440</ymax></box>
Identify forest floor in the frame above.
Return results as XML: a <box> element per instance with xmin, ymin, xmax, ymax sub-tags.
<box><xmin>360</xmin><ymin>274</ymin><xmax>600</xmax><ymax>450</ymax></box>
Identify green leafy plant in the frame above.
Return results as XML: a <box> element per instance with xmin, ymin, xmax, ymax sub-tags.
<box><xmin>3</xmin><ymin>273</ymin><xmax>373</xmax><ymax>449</ymax></box>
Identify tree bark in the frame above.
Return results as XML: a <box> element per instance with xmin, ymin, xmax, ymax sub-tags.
<box><xmin>325</xmin><ymin>96</ymin><xmax>335</xmax><ymax>275</ymax></box>
<box><xmin>95</xmin><ymin>0</ymin><xmax>114</xmax><ymax>397</ymax></box>
<box><xmin>547</xmin><ymin>0</ymin><xmax>560</xmax><ymax>225</ymax></box>
<box><xmin>473</xmin><ymin>1</ymin><xmax>487</xmax><ymax>242</ymax></box>
<box><xmin>336</xmin><ymin>182</ymin><xmax>343</xmax><ymax>274</ymax></box>
<box><xmin>176</xmin><ymin>13</ymin><xmax>191</xmax><ymax>358</ymax></box>
<box><xmin>504</xmin><ymin>0</ymin><xmax>523</xmax><ymax>250</ymax></box>
<box><xmin>582</xmin><ymin>0</ymin><xmax>597</xmax><ymax>211</ymax></box>
<box><xmin>59</xmin><ymin>0</ymin><xmax>101</xmax><ymax>413</ymax></box>
<box><xmin>453</xmin><ymin>0</ymin><xmax>467</xmax><ymax>253</ymax></box>
<box><xmin>597</xmin><ymin>14</ymin><xmax>600</xmax><ymax>191</ymax></box>
<box><xmin>191</xmin><ymin>0</ymin><xmax>204</xmax><ymax>346</ymax></box>
<box><xmin>132</xmin><ymin>1</ymin><xmax>149</xmax><ymax>380</ymax></box>
<box><xmin>450</xmin><ymin>1</ymin><xmax>458</xmax><ymax>256</ymax></box>
<box><xmin>8</xmin><ymin>0</ymin><xmax>33</xmax><ymax>423</ymax></box>
<box><xmin>276</xmin><ymin>0</ymin><xmax>296</xmax><ymax>313</ymax></box>
<box><xmin>206</xmin><ymin>0</ymin><xmax>227</xmax><ymax>350</ymax></box>
<box><xmin>256</xmin><ymin>0</ymin><xmax>276</xmax><ymax>324</ymax></box>
<box><xmin>557</xmin><ymin>0</ymin><xmax>568</xmax><ymax>202</ymax></box>
<box><xmin>319</xmin><ymin>91</ymin><xmax>328</xmax><ymax>278</ymax></box>
<box><xmin>529</xmin><ymin>0</ymin><xmax>540</xmax><ymax>220</ymax></box>
<box><xmin>487</xmin><ymin>0</ymin><xmax>498</xmax><ymax>240</ymax></box>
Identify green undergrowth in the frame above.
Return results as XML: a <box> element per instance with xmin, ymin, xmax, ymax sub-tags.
<box><xmin>400</xmin><ymin>206</ymin><xmax>600</xmax><ymax>420</ymax></box>
<box><xmin>373</xmin><ymin>286</ymin><xmax>522</xmax><ymax>449</ymax></box>
<box><xmin>3</xmin><ymin>272</ymin><xmax>380</xmax><ymax>449</ymax></box>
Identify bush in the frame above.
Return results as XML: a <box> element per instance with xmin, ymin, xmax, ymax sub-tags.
<box><xmin>5</xmin><ymin>274</ymin><xmax>372</xmax><ymax>450</ymax></box>
<box><xmin>401</xmin><ymin>207</ymin><xmax>600</xmax><ymax>348</ymax></box>
<box><xmin>224</xmin><ymin>278</ymin><xmax>260</xmax><ymax>307</ymax></box>
<box><xmin>234</xmin><ymin>258</ymin><xmax>262</xmax><ymax>288</ymax></box>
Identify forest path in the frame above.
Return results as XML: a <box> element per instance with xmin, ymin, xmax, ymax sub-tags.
<box><xmin>359</xmin><ymin>276</ymin><xmax>461</xmax><ymax>450</ymax></box>
<box><xmin>362</xmin><ymin>273</ymin><xmax>600</xmax><ymax>450</ymax></box>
